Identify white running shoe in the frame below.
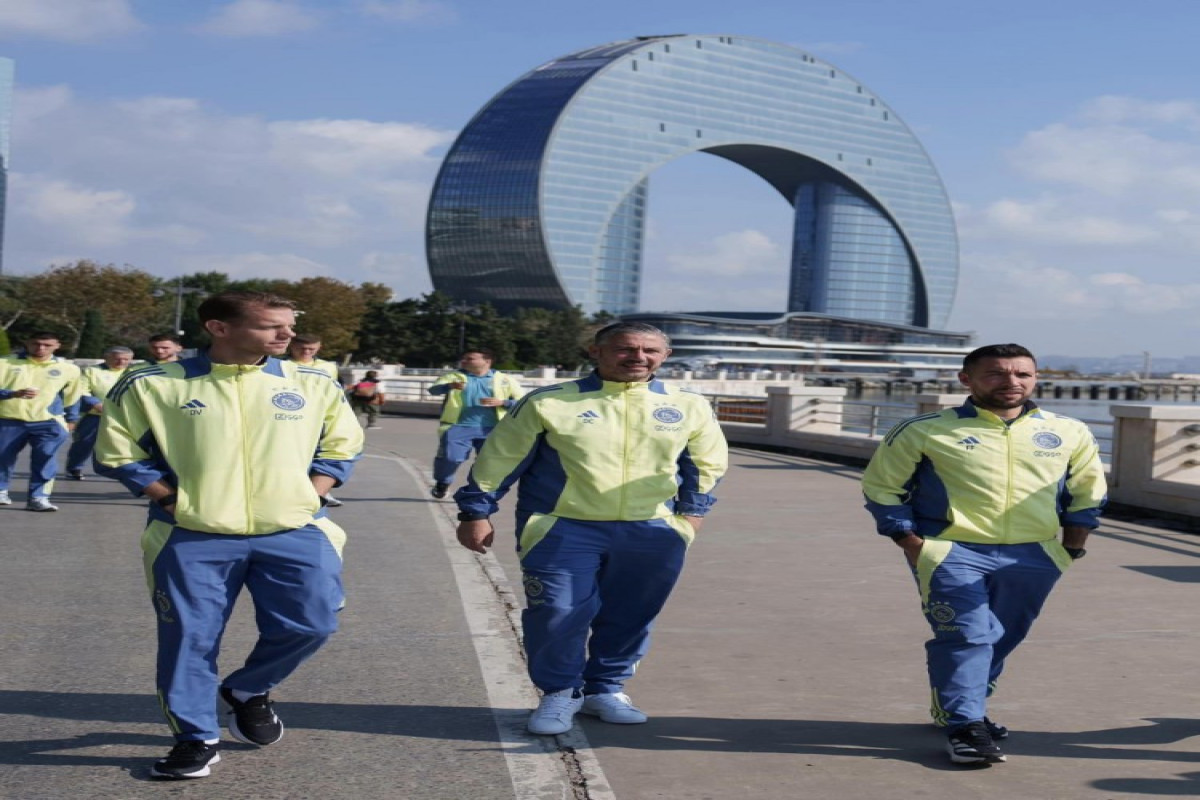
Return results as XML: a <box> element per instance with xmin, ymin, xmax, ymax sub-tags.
<box><xmin>0</xmin><ymin>490</ymin><xmax>10</xmax><ymax>505</ymax></box>
<box><xmin>324</xmin><ymin>494</ymin><xmax>344</xmax><ymax>508</ymax></box>
<box><xmin>527</xmin><ymin>689</ymin><xmax>584</xmax><ymax>735</ymax></box>
<box><xmin>580</xmin><ymin>692</ymin><xmax>648</xmax><ymax>724</ymax></box>
<box><xmin>27</xmin><ymin>497</ymin><xmax>59</xmax><ymax>512</ymax></box>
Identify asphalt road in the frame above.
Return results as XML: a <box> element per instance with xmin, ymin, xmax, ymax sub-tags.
<box><xmin>2</xmin><ymin>414</ymin><xmax>1199</xmax><ymax>800</ymax></box>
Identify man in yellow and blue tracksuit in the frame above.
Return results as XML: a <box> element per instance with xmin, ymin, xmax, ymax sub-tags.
<box><xmin>455</xmin><ymin>323</ymin><xmax>728</xmax><ymax>736</ymax></box>
<box><xmin>428</xmin><ymin>348</ymin><xmax>523</xmax><ymax>498</ymax></box>
<box><xmin>862</xmin><ymin>343</ymin><xmax>1106</xmax><ymax>765</ymax></box>
<box><xmin>64</xmin><ymin>345</ymin><xmax>134</xmax><ymax>479</ymax></box>
<box><xmin>286</xmin><ymin>333</ymin><xmax>340</xmax><ymax>380</ymax></box>
<box><xmin>95</xmin><ymin>291</ymin><xmax>363</xmax><ymax>780</ymax></box>
<box><xmin>285</xmin><ymin>334</ymin><xmax>346</xmax><ymax>506</ymax></box>
<box><xmin>0</xmin><ymin>332</ymin><xmax>84</xmax><ymax>511</ymax></box>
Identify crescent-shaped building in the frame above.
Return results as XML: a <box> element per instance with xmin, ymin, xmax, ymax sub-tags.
<box><xmin>427</xmin><ymin>34</ymin><xmax>968</xmax><ymax>368</ymax></box>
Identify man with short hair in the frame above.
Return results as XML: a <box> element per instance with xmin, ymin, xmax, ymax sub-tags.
<box><xmin>147</xmin><ymin>333</ymin><xmax>183</xmax><ymax>364</ymax></box>
<box><xmin>65</xmin><ymin>346</ymin><xmax>135</xmax><ymax>480</ymax></box>
<box><xmin>428</xmin><ymin>348</ymin><xmax>524</xmax><ymax>498</ymax></box>
<box><xmin>286</xmin><ymin>334</ymin><xmax>340</xmax><ymax>381</ymax></box>
<box><xmin>96</xmin><ymin>291</ymin><xmax>363</xmax><ymax>780</ymax></box>
<box><xmin>286</xmin><ymin>334</ymin><xmax>344</xmax><ymax>505</ymax></box>
<box><xmin>0</xmin><ymin>332</ymin><xmax>84</xmax><ymax>511</ymax></box>
<box><xmin>455</xmin><ymin>322</ymin><xmax>728</xmax><ymax>735</ymax></box>
<box><xmin>862</xmin><ymin>343</ymin><xmax>1107</xmax><ymax>765</ymax></box>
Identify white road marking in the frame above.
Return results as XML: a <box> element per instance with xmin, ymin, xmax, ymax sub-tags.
<box><xmin>367</xmin><ymin>453</ymin><xmax>617</xmax><ymax>800</ymax></box>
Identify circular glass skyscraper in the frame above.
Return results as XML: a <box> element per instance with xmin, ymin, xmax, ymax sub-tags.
<box><xmin>427</xmin><ymin>34</ymin><xmax>958</xmax><ymax>329</ymax></box>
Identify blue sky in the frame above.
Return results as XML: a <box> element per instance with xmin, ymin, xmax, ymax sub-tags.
<box><xmin>1</xmin><ymin>0</ymin><xmax>1198</xmax><ymax>358</ymax></box>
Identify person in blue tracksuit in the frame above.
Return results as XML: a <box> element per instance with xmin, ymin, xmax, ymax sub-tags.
<box><xmin>95</xmin><ymin>292</ymin><xmax>363</xmax><ymax>780</ymax></box>
<box><xmin>862</xmin><ymin>343</ymin><xmax>1106</xmax><ymax>765</ymax></box>
<box><xmin>0</xmin><ymin>332</ymin><xmax>84</xmax><ymax>511</ymax></box>
<box><xmin>427</xmin><ymin>348</ymin><xmax>523</xmax><ymax>498</ymax></box>
<box><xmin>455</xmin><ymin>323</ymin><xmax>728</xmax><ymax>736</ymax></box>
<box><xmin>65</xmin><ymin>346</ymin><xmax>135</xmax><ymax>479</ymax></box>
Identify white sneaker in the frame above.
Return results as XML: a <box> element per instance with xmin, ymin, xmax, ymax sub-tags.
<box><xmin>580</xmin><ymin>692</ymin><xmax>648</xmax><ymax>724</ymax></box>
<box><xmin>26</xmin><ymin>497</ymin><xmax>59</xmax><ymax>512</ymax></box>
<box><xmin>324</xmin><ymin>494</ymin><xmax>344</xmax><ymax>508</ymax></box>
<box><xmin>527</xmin><ymin>689</ymin><xmax>584</xmax><ymax>735</ymax></box>
<box><xmin>0</xmin><ymin>490</ymin><xmax>10</xmax><ymax>505</ymax></box>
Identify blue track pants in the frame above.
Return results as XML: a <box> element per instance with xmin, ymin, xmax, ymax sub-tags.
<box><xmin>518</xmin><ymin>516</ymin><xmax>690</xmax><ymax>695</ymax></box>
<box><xmin>912</xmin><ymin>539</ymin><xmax>1070</xmax><ymax>729</ymax></box>
<box><xmin>143</xmin><ymin>520</ymin><xmax>345</xmax><ymax>741</ymax></box>
<box><xmin>65</xmin><ymin>414</ymin><xmax>101</xmax><ymax>474</ymax></box>
<box><xmin>433</xmin><ymin>424</ymin><xmax>492</xmax><ymax>484</ymax></box>
<box><xmin>0</xmin><ymin>418</ymin><xmax>68</xmax><ymax>498</ymax></box>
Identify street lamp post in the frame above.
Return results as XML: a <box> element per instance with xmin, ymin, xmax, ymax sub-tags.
<box><xmin>154</xmin><ymin>278</ymin><xmax>208</xmax><ymax>337</ymax></box>
<box><xmin>450</xmin><ymin>303</ymin><xmax>475</xmax><ymax>354</ymax></box>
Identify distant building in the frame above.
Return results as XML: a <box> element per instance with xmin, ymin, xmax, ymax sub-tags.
<box><xmin>427</xmin><ymin>35</ymin><xmax>967</xmax><ymax>371</ymax></box>
<box><xmin>624</xmin><ymin>310</ymin><xmax>971</xmax><ymax>374</ymax></box>
<box><xmin>0</xmin><ymin>58</ymin><xmax>11</xmax><ymax>275</ymax></box>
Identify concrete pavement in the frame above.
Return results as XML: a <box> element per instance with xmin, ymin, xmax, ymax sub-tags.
<box><xmin>2</xmin><ymin>414</ymin><xmax>1199</xmax><ymax>799</ymax></box>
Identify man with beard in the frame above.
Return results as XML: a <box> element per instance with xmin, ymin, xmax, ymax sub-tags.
<box><xmin>862</xmin><ymin>343</ymin><xmax>1106</xmax><ymax>765</ymax></box>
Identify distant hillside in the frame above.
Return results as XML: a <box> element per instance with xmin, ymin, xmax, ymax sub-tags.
<box><xmin>1040</xmin><ymin>354</ymin><xmax>1200</xmax><ymax>376</ymax></box>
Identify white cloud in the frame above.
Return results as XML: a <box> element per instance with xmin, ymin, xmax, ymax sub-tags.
<box><xmin>6</xmin><ymin>84</ymin><xmax>455</xmax><ymax>292</ymax></box>
<box><xmin>0</xmin><ymin>0</ymin><xmax>143</xmax><ymax>41</ymax></box>
<box><xmin>197</xmin><ymin>0</ymin><xmax>320</xmax><ymax>37</ymax></box>
<box><xmin>358</xmin><ymin>0</ymin><xmax>456</xmax><ymax>23</ymax></box>
<box><xmin>641</xmin><ymin>229</ymin><xmax>788</xmax><ymax>311</ymax></box>
<box><xmin>664</xmin><ymin>229</ymin><xmax>781</xmax><ymax>277</ymax></box>
<box><xmin>969</xmin><ymin>198</ymin><xmax>1159</xmax><ymax>246</ymax></box>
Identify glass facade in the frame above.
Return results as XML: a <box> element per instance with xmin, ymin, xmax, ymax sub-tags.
<box><xmin>0</xmin><ymin>58</ymin><xmax>12</xmax><ymax>274</ymax></box>
<box><xmin>427</xmin><ymin>35</ymin><xmax>958</xmax><ymax>328</ymax></box>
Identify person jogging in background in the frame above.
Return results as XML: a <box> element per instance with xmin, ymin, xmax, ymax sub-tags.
<box><xmin>862</xmin><ymin>343</ymin><xmax>1106</xmax><ymax>766</ymax></box>
<box><xmin>428</xmin><ymin>348</ymin><xmax>523</xmax><ymax>499</ymax></box>
<box><xmin>147</xmin><ymin>333</ymin><xmax>184</xmax><ymax>364</ymax></box>
<box><xmin>64</xmin><ymin>345</ymin><xmax>134</xmax><ymax>480</ymax></box>
<box><xmin>0</xmin><ymin>332</ymin><xmax>84</xmax><ymax>511</ymax></box>
<box><xmin>454</xmin><ymin>322</ymin><xmax>728</xmax><ymax>736</ymax></box>
<box><xmin>96</xmin><ymin>291</ymin><xmax>363</xmax><ymax>780</ymax></box>
<box><xmin>347</xmin><ymin>370</ymin><xmax>385</xmax><ymax>429</ymax></box>
<box><xmin>286</xmin><ymin>334</ymin><xmax>340</xmax><ymax>380</ymax></box>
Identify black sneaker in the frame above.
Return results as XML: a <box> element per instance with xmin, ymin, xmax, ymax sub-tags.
<box><xmin>984</xmin><ymin>716</ymin><xmax>1009</xmax><ymax>740</ymax></box>
<box><xmin>220</xmin><ymin>687</ymin><xmax>284</xmax><ymax>746</ymax></box>
<box><xmin>947</xmin><ymin>720</ymin><xmax>1006</xmax><ymax>764</ymax></box>
<box><xmin>66</xmin><ymin>471</ymin><xmax>84</xmax><ymax>481</ymax></box>
<box><xmin>430</xmin><ymin>482</ymin><xmax>449</xmax><ymax>499</ymax></box>
<box><xmin>150</xmin><ymin>741</ymin><xmax>220</xmax><ymax>779</ymax></box>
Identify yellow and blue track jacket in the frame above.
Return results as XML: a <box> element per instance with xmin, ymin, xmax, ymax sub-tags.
<box><xmin>95</xmin><ymin>354</ymin><xmax>364</xmax><ymax>535</ymax></box>
<box><xmin>286</xmin><ymin>357</ymin><xmax>340</xmax><ymax>381</ymax></box>
<box><xmin>430</xmin><ymin>370</ymin><xmax>524</xmax><ymax>426</ymax></box>
<box><xmin>79</xmin><ymin>364</ymin><xmax>129</xmax><ymax>415</ymax></box>
<box><xmin>0</xmin><ymin>354</ymin><xmax>84</xmax><ymax>423</ymax></box>
<box><xmin>456</xmin><ymin>372</ymin><xmax>728</xmax><ymax>523</ymax></box>
<box><xmin>862</xmin><ymin>399</ymin><xmax>1107</xmax><ymax>543</ymax></box>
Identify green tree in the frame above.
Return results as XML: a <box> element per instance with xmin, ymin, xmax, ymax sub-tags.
<box><xmin>76</xmin><ymin>308</ymin><xmax>109</xmax><ymax>358</ymax></box>
<box><xmin>0</xmin><ymin>326</ymin><xmax>9</xmax><ymax>356</ymax></box>
<box><xmin>23</xmin><ymin>261</ymin><xmax>160</xmax><ymax>352</ymax></box>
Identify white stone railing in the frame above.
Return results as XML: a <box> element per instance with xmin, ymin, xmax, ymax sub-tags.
<box><xmin>369</xmin><ymin>377</ymin><xmax>1200</xmax><ymax>521</ymax></box>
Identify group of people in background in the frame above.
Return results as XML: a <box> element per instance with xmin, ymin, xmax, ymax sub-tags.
<box><xmin>0</xmin><ymin>328</ymin><xmax>380</xmax><ymax>513</ymax></box>
<box><xmin>2</xmin><ymin>301</ymin><xmax>1108</xmax><ymax>777</ymax></box>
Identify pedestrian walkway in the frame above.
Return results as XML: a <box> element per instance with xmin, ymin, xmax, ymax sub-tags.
<box><xmin>1</xmin><ymin>415</ymin><xmax>1199</xmax><ymax>799</ymax></box>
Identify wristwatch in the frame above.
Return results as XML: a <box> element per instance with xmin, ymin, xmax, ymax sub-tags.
<box><xmin>457</xmin><ymin>511</ymin><xmax>489</xmax><ymax>522</ymax></box>
<box><xmin>1064</xmin><ymin>547</ymin><xmax>1086</xmax><ymax>560</ymax></box>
